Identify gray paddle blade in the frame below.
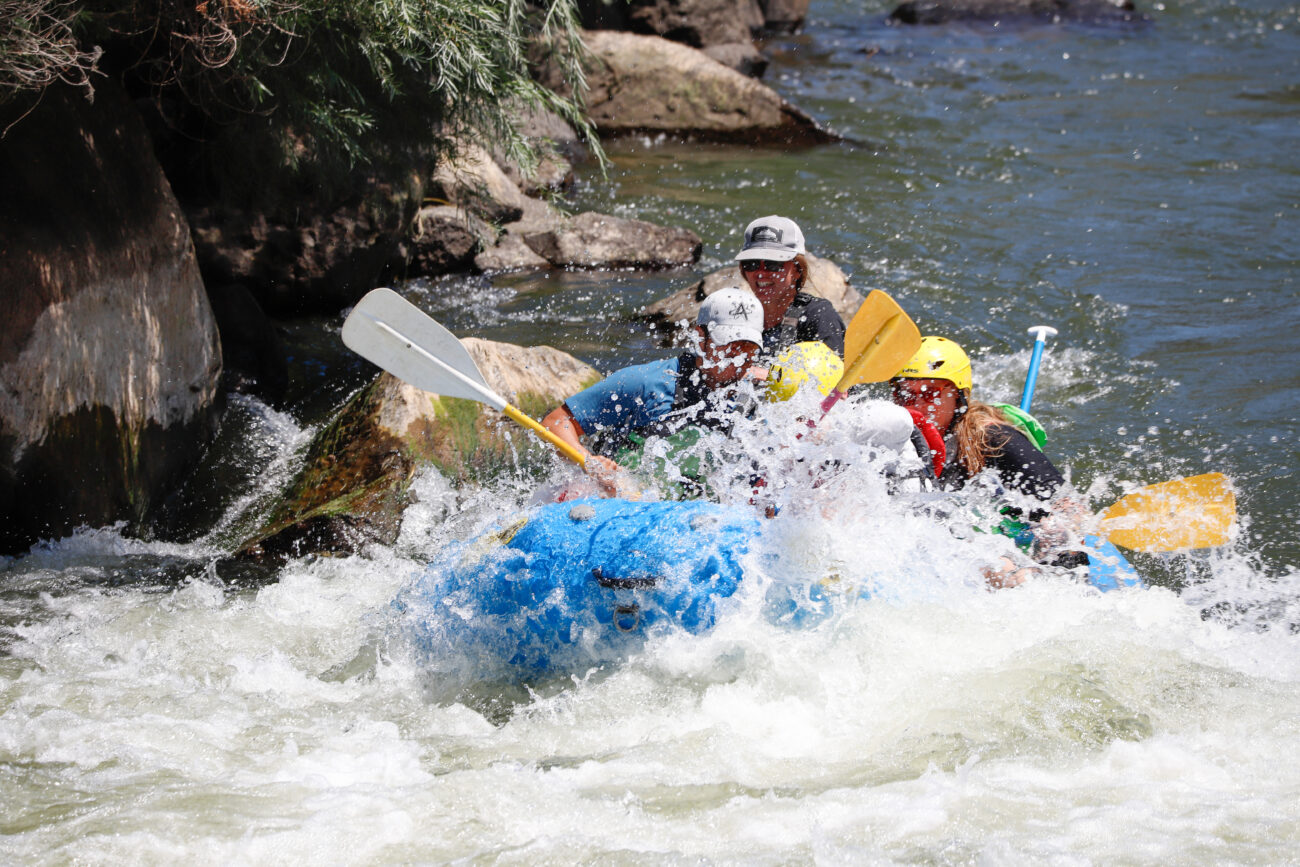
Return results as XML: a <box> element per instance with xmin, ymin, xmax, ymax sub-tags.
<box><xmin>341</xmin><ymin>288</ymin><xmax>505</xmax><ymax>409</ymax></box>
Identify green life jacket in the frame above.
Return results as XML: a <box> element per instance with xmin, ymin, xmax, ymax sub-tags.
<box><xmin>988</xmin><ymin>404</ymin><xmax>1048</xmax><ymax>548</ymax></box>
<box><xmin>992</xmin><ymin>403</ymin><xmax>1047</xmax><ymax>450</ymax></box>
<box><xmin>614</xmin><ymin>426</ymin><xmax>716</xmax><ymax>500</ymax></box>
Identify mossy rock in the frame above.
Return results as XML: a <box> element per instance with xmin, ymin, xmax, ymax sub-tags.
<box><xmin>236</xmin><ymin>341</ymin><xmax>600</xmax><ymax>565</ymax></box>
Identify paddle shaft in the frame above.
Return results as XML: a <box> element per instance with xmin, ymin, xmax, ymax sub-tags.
<box><xmin>1019</xmin><ymin>325</ymin><xmax>1058</xmax><ymax>412</ymax></box>
<box><xmin>504</xmin><ymin>405</ymin><xmax>588</xmax><ymax>467</ymax></box>
<box><xmin>350</xmin><ymin>295</ymin><xmax>588</xmax><ymax>468</ymax></box>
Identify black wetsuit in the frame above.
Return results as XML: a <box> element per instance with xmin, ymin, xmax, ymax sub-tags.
<box><xmin>938</xmin><ymin>423</ymin><xmax>1064</xmax><ymax>505</ymax></box>
<box><xmin>761</xmin><ymin>292</ymin><xmax>846</xmax><ymax>358</ymax></box>
<box><xmin>939</xmin><ymin>422</ymin><xmax>1088</xmax><ymax>569</ymax></box>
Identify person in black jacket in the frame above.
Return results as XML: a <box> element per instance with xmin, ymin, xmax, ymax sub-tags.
<box><xmin>890</xmin><ymin>336</ymin><xmax>1091</xmax><ymax>585</ymax></box>
<box><xmin>734</xmin><ymin>215</ymin><xmax>846</xmax><ymax>361</ymax></box>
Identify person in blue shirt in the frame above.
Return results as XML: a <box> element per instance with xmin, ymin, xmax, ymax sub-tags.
<box><xmin>542</xmin><ymin>286</ymin><xmax>764</xmax><ymax>492</ymax></box>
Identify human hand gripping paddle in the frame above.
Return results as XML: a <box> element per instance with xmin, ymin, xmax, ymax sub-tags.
<box><xmin>1013</xmin><ymin>324</ymin><xmax>1236</xmax><ymax>553</ymax></box>
<box><xmin>341</xmin><ymin>288</ymin><xmax>637</xmax><ymax>496</ymax></box>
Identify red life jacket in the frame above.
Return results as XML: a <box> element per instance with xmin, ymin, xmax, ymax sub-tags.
<box><xmin>905</xmin><ymin>407</ymin><xmax>947</xmax><ymax>478</ymax></box>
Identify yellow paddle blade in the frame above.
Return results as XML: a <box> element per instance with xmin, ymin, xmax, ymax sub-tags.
<box><xmin>839</xmin><ymin>290</ymin><xmax>923</xmax><ymax>390</ymax></box>
<box><xmin>1097</xmin><ymin>472</ymin><xmax>1236</xmax><ymax>552</ymax></box>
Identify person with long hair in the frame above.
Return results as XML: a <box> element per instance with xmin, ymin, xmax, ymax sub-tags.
<box><xmin>733</xmin><ymin>215</ymin><xmax>846</xmax><ymax>360</ymax></box>
<box><xmin>890</xmin><ymin>336</ymin><xmax>1090</xmax><ymax>583</ymax></box>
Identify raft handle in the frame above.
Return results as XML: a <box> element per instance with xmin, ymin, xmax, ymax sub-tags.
<box><xmin>592</xmin><ymin>568</ymin><xmax>660</xmax><ymax>590</ymax></box>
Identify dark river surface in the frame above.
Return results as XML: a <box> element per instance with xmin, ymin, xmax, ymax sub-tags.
<box><xmin>2</xmin><ymin>0</ymin><xmax>1298</xmax><ymax>861</ymax></box>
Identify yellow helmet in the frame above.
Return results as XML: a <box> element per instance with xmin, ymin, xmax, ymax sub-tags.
<box><xmin>894</xmin><ymin>336</ymin><xmax>972</xmax><ymax>392</ymax></box>
<box><xmin>766</xmin><ymin>341</ymin><xmax>844</xmax><ymax>402</ymax></box>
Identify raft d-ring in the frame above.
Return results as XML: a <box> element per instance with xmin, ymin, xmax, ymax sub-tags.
<box><xmin>613</xmin><ymin>604</ymin><xmax>641</xmax><ymax>632</ymax></box>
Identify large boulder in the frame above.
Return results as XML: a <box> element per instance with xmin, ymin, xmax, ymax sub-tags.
<box><xmin>488</xmin><ymin>102</ymin><xmax>582</xmax><ymax>196</ymax></box>
<box><xmin>555</xmin><ymin>31</ymin><xmax>839</xmax><ymax>144</ymax></box>
<box><xmin>575</xmin><ymin>0</ymin><xmax>779</xmax><ymax>74</ymax></box>
<box><xmin>0</xmin><ymin>82</ymin><xmax>223</xmax><ymax>555</ymax></box>
<box><xmin>640</xmin><ymin>256</ymin><xmax>862</xmax><ymax>342</ymax></box>
<box><xmin>405</xmin><ymin>205</ymin><xmax>490</xmax><ymax>278</ymax></box>
<box><xmin>523</xmin><ymin>212</ymin><xmax>702</xmax><ymax>269</ymax></box>
<box><xmin>578</xmin><ymin>0</ymin><xmax>764</xmax><ymax>45</ymax></box>
<box><xmin>476</xmin><ymin>203</ymin><xmax>703</xmax><ymax>274</ymax></box>
<box><xmin>206</xmin><ymin>282</ymin><xmax>289</xmax><ymax>407</ymax></box>
<box><xmin>188</xmin><ymin>190</ymin><xmax>413</xmax><ymax>317</ymax></box>
<box><xmin>889</xmin><ymin>0</ymin><xmax>1149</xmax><ymax>24</ymax></box>
<box><xmin>474</xmin><ymin>234</ymin><xmax>553</xmax><ymax>273</ymax></box>
<box><xmin>235</xmin><ymin>340</ymin><xmax>599</xmax><ymax>563</ymax></box>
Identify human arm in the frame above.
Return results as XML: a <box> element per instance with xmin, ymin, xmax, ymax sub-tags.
<box><xmin>543</xmin><ymin>360</ymin><xmax>680</xmax><ymax>496</ymax></box>
<box><xmin>541</xmin><ymin>404</ymin><xmax>622</xmax><ymax>494</ymax></box>
<box><xmin>984</xmin><ymin>425</ymin><xmax>1090</xmax><ymax>570</ymax></box>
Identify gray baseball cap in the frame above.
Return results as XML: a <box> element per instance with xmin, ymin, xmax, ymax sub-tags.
<box><xmin>735</xmin><ymin>215</ymin><xmax>806</xmax><ymax>262</ymax></box>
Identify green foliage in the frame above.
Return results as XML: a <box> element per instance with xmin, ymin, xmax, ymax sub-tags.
<box><xmin>5</xmin><ymin>0</ymin><xmax>600</xmax><ymax>208</ymax></box>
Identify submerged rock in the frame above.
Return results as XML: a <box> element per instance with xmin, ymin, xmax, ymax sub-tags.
<box><xmin>640</xmin><ymin>256</ymin><xmax>862</xmax><ymax>343</ymax></box>
<box><xmin>235</xmin><ymin>341</ymin><xmax>599</xmax><ymax>564</ymax></box>
<box><xmin>0</xmin><ymin>81</ymin><xmax>223</xmax><ymax>556</ymax></box>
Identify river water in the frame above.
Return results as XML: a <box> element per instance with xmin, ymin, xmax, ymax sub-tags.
<box><xmin>3</xmin><ymin>0</ymin><xmax>1298</xmax><ymax>861</ymax></box>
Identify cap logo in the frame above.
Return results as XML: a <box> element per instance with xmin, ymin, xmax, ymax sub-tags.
<box><xmin>751</xmin><ymin>226</ymin><xmax>783</xmax><ymax>245</ymax></box>
<box><xmin>729</xmin><ymin>300</ymin><xmax>752</xmax><ymax>320</ymax></box>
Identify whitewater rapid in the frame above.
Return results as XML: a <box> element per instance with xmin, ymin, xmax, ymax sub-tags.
<box><xmin>3</xmin><ymin>384</ymin><xmax>1298</xmax><ymax>862</ymax></box>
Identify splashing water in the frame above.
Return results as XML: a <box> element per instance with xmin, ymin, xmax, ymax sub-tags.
<box><xmin>5</xmin><ymin>0</ymin><xmax>1300</xmax><ymax>857</ymax></box>
<box><xmin>2</xmin><ymin>382</ymin><xmax>1298</xmax><ymax>860</ymax></box>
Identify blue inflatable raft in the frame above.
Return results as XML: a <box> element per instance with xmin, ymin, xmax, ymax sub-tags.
<box><xmin>394</xmin><ymin>499</ymin><xmax>762</xmax><ymax>678</ymax></box>
<box><xmin>394</xmin><ymin>498</ymin><xmax>1142</xmax><ymax>680</ymax></box>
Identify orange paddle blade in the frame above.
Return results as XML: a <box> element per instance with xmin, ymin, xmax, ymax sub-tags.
<box><xmin>1097</xmin><ymin>472</ymin><xmax>1236</xmax><ymax>552</ymax></box>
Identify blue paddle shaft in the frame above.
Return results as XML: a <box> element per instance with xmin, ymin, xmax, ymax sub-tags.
<box><xmin>1019</xmin><ymin>326</ymin><xmax>1058</xmax><ymax>412</ymax></box>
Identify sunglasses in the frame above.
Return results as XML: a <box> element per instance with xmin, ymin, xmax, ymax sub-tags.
<box><xmin>740</xmin><ymin>259</ymin><xmax>789</xmax><ymax>273</ymax></box>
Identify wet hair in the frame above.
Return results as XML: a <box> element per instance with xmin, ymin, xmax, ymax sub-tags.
<box><xmin>952</xmin><ymin>397</ymin><xmax>1014</xmax><ymax>477</ymax></box>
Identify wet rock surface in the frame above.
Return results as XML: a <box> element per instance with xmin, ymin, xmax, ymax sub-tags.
<box><xmin>235</xmin><ymin>340</ymin><xmax>600</xmax><ymax>563</ymax></box>
<box><xmin>0</xmin><ymin>81</ymin><xmax>223</xmax><ymax>555</ymax></box>
<box><xmin>558</xmin><ymin>31</ymin><xmax>839</xmax><ymax>145</ymax></box>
